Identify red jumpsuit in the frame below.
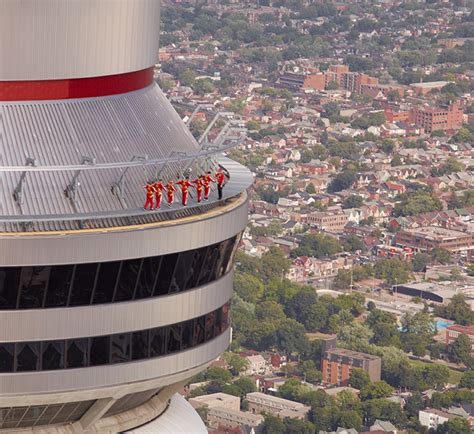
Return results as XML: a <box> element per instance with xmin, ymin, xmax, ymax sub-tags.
<box><xmin>203</xmin><ymin>174</ymin><xmax>215</xmax><ymax>200</ymax></box>
<box><xmin>215</xmin><ymin>171</ymin><xmax>226</xmax><ymax>200</ymax></box>
<box><xmin>143</xmin><ymin>184</ymin><xmax>155</xmax><ymax>210</ymax></box>
<box><xmin>177</xmin><ymin>179</ymin><xmax>192</xmax><ymax>206</ymax></box>
<box><xmin>166</xmin><ymin>182</ymin><xmax>176</xmax><ymax>206</ymax></box>
<box><xmin>153</xmin><ymin>181</ymin><xmax>165</xmax><ymax>209</ymax></box>
<box><xmin>192</xmin><ymin>178</ymin><xmax>204</xmax><ymax>203</ymax></box>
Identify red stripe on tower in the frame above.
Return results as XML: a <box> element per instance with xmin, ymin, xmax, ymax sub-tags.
<box><xmin>0</xmin><ymin>68</ymin><xmax>154</xmax><ymax>101</ymax></box>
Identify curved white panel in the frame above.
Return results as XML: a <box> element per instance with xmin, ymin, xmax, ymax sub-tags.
<box><xmin>0</xmin><ymin>272</ymin><xmax>233</xmax><ymax>342</ymax></box>
<box><xmin>0</xmin><ymin>0</ymin><xmax>160</xmax><ymax>81</ymax></box>
<box><xmin>0</xmin><ymin>197</ymin><xmax>248</xmax><ymax>266</ymax></box>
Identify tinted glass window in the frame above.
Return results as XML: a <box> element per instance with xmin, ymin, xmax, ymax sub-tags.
<box><xmin>44</xmin><ymin>265</ymin><xmax>73</xmax><ymax>308</ymax></box>
<box><xmin>0</xmin><ymin>268</ymin><xmax>20</xmax><ymax>309</ymax></box>
<box><xmin>15</xmin><ymin>342</ymin><xmax>40</xmax><ymax>371</ymax></box>
<box><xmin>0</xmin><ymin>344</ymin><xmax>14</xmax><ymax>372</ymax></box>
<box><xmin>90</xmin><ymin>336</ymin><xmax>110</xmax><ymax>366</ymax></box>
<box><xmin>132</xmin><ymin>330</ymin><xmax>149</xmax><ymax>360</ymax></box>
<box><xmin>149</xmin><ymin>328</ymin><xmax>166</xmax><ymax>358</ymax></box>
<box><xmin>18</xmin><ymin>267</ymin><xmax>50</xmax><ymax>309</ymax></box>
<box><xmin>171</xmin><ymin>250</ymin><xmax>195</xmax><ymax>293</ymax></box>
<box><xmin>69</xmin><ymin>264</ymin><xmax>97</xmax><ymax>306</ymax></box>
<box><xmin>135</xmin><ymin>257</ymin><xmax>161</xmax><ymax>300</ymax></box>
<box><xmin>93</xmin><ymin>261</ymin><xmax>120</xmax><ymax>304</ymax></box>
<box><xmin>110</xmin><ymin>334</ymin><xmax>130</xmax><ymax>363</ymax></box>
<box><xmin>197</xmin><ymin>243</ymin><xmax>220</xmax><ymax>286</ymax></box>
<box><xmin>114</xmin><ymin>259</ymin><xmax>141</xmax><ymax>302</ymax></box>
<box><xmin>67</xmin><ymin>339</ymin><xmax>89</xmax><ymax>368</ymax></box>
<box><xmin>181</xmin><ymin>319</ymin><xmax>194</xmax><ymax>351</ymax></box>
<box><xmin>154</xmin><ymin>253</ymin><xmax>178</xmax><ymax>296</ymax></box>
<box><xmin>167</xmin><ymin>324</ymin><xmax>182</xmax><ymax>354</ymax></box>
<box><xmin>42</xmin><ymin>341</ymin><xmax>65</xmax><ymax>370</ymax></box>
<box><xmin>185</xmin><ymin>247</ymin><xmax>207</xmax><ymax>290</ymax></box>
<box><xmin>193</xmin><ymin>316</ymin><xmax>205</xmax><ymax>346</ymax></box>
<box><xmin>205</xmin><ymin>311</ymin><xmax>216</xmax><ymax>342</ymax></box>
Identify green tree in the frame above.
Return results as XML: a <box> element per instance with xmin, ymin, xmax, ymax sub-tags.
<box><xmin>349</xmin><ymin>368</ymin><xmax>371</xmax><ymax>390</ymax></box>
<box><xmin>435</xmin><ymin>418</ymin><xmax>471</xmax><ymax>434</ymax></box>
<box><xmin>234</xmin><ymin>272</ymin><xmax>264</xmax><ymax>303</ymax></box>
<box><xmin>290</xmin><ymin>234</ymin><xmax>341</xmax><ymax>258</ymax></box>
<box><xmin>435</xmin><ymin>294</ymin><xmax>474</xmax><ymax>325</ymax></box>
<box><xmin>429</xmin><ymin>248</ymin><xmax>453</xmax><ymax>265</ymax></box>
<box><xmin>342</xmin><ymin>195</ymin><xmax>364</xmax><ymax>209</ymax></box>
<box><xmin>393</xmin><ymin>191</ymin><xmax>443</xmax><ymax>217</ymax></box>
<box><xmin>405</xmin><ymin>392</ymin><xmax>425</xmax><ymax>417</ymax></box>
<box><xmin>301</xmin><ymin>360</ymin><xmax>323</xmax><ymax>384</ymax></box>
<box><xmin>459</xmin><ymin>370</ymin><xmax>474</xmax><ymax>389</ymax></box>
<box><xmin>360</xmin><ymin>381</ymin><xmax>393</xmax><ymax>400</ymax></box>
<box><xmin>328</xmin><ymin>170</ymin><xmax>357</xmax><ymax>193</ymax></box>
<box><xmin>366</xmin><ymin>308</ymin><xmax>401</xmax><ymax>347</ymax></box>
<box><xmin>412</xmin><ymin>253</ymin><xmax>432</xmax><ymax>272</ymax></box>
<box><xmin>343</xmin><ymin>234</ymin><xmax>365</xmax><ymax>252</ymax></box>
<box><xmin>223</xmin><ymin>353</ymin><xmax>249</xmax><ymax>376</ymax></box>
<box><xmin>233</xmin><ymin>376</ymin><xmax>257</xmax><ymax>396</ymax></box>
<box><xmin>206</xmin><ymin>367</ymin><xmax>232</xmax><ymax>382</ymax></box>
<box><xmin>262</xmin><ymin>415</ymin><xmax>285</xmax><ymax>434</ymax></box>
<box><xmin>338</xmin><ymin>322</ymin><xmax>373</xmax><ymax>352</ymax></box>
<box><xmin>339</xmin><ymin>410</ymin><xmax>362</xmax><ymax>431</ymax></box>
<box><xmin>450</xmin><ymin>334</ymin><xmax>473</xmax><ymax>367</ymax></box>
<box><xmin>278</xmin><ymin>378</ymin><xmax>311</xmax><ymax>402</ymax></box>
<box><xmin>276</xmin><ymin>318</ymin><xmax>310</xmax><ymax>355</ymax></box>
<box><xmin>260</xmin><ymin>246</ymin><xmax>291</xmax><ymax>281</ymax></box>
<box><xmin>374</xmin><ymin>258</ymin><xmax>412</xmax><ymax>286</ymax></box>
<box><xmin>179</xmin><ymin>68</ymin><xmax>196</xmax><ymax>87</ymax></box>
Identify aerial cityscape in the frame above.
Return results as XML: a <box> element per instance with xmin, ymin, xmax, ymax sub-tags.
<box><xmin>0</xmin><ymin>0</ymin><xmax>473</xmax><ymax>433</ymax></box>
<box><xmin>156</xmin><ymin>0</ymin><xmax>473</xmax><ymax>433</ymax></box>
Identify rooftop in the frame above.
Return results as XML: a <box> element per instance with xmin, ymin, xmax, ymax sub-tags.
<box><xmin>401</xmin><ymin>226</ymin><xmax>471</xmax><ymax>241</ymax></box>
<box><xmin>324</xmin><ymin>347</ymin><xmax>381</xmax><ymax>361</ymax></box>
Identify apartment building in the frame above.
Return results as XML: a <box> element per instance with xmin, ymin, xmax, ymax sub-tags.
<box><xmin>410</xmin><ymin>101</ymin><xmax>463</xmax><ymax>133</ymax></box>
<box><xmin>446</xmin><ymin>325</ymin><xmax>474</xmax><ymax>354</ymax></box>
<box><xmin>246</xmin><ymin>392</ymin><xmax>310</xmax><ymax>419</ymax></box>
<box><xmin>303</xmin><ymin>211</ymin><xmax>348</xmax><ymax>233</ymax></box>
<box><xmin>208</xmin><ymin>407</ymin><xmax>264</xmax><ymax>429</ymax></box>
<box><xmin>322</xmin><ymin>348</ymin><xmax>382</xmax><ymax>386</ymax></box>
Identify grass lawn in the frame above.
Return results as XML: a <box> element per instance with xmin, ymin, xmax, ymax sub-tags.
<box><xmin>408</xmin><ymin>358</ymin><xmax>464</xmax><ymax>384</ymax></box>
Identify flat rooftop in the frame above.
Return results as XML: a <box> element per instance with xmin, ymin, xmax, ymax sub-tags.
<box><xmin>401</xmin><ymin>226</ymin><xmax>471</xmax><ymax>241</ymax></box>
<box><xmin>324</xmin><ymin>347</ymin><xmax>381</xmax><ymax>361</ymax></box>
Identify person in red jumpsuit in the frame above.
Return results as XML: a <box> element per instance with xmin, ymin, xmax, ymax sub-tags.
<box><xmin>153</xmin><ymin>179</ymin><xmax>165</xmax><ymax>209</ymax></box>
<box><xmin>166</xmin><ymin>180</ymin><xmax>176</xmax><ymax>207</ymax></box>
<box><xmin>143</xmin><ymin>182</ymin><xmax>155</xmax><ymax>210</ymax></box>
<box><xmin>177</xmin><ymin>176</ymin><xmax>192</xmax><ymax>206</ymax></box>
<box><xmin>215</xmin><ymin>169</ymin><xmax>226</xmax><ymax>200</ymax></box>
<box><xmin>203</xmin><ymin>171</ymin><xmax>215</xmax><ymax>201</ymax></box>
<box><xmin>192</xmin><ymin>176</ymin><xmax>204</xmax><ymax>203</ymax></box>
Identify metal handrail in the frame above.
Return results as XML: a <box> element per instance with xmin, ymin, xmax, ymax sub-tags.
<box><xmin>0</xmin><ymin>140</ymin><xmax>238</xmax><ymax>173</ymax></box>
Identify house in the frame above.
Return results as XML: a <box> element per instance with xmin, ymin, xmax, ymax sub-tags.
<box><xmin>419</xmin><ymin>408</ymin><xmax>456</xmax><ymax>430</ymax></box>
<box><xmin>370</xmin><ymin>419</ymin><xmax>398</xmax><ymax>433</ymax></box>
<box><xmin>243</xmin><ymin>354</ymin><xmax>269</xmax><ymax>375</ymax></box>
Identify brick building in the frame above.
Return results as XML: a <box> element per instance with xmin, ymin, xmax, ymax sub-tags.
<box><xmin>322</xmin><ymin>348</ymin><xmax>382</xmax><ymax>386</ymax></box>
<box><xmin>395</xmin><ymin>226</ymin><xmax>473</xmax><ymax>255</ymax></box>
<box><xmin>410</xmin><ymin>101</ymin><xmax>463</xmax><ymax>133</ymax></box>
<box><xmin>302</xmin><ymin>211</ymin><xmax>348</xmax><ymax>233</ymax></box>
<box><xmin>446</xmin><ymin>325</ymin><xmax>474</xmax><ymax>355</ymax></box>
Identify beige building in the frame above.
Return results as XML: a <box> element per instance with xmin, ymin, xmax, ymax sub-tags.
<box><xmin>208</xmin><ymin>407</ymin><xmax>264</xmax><ymax>429</ymax></box>
<box><xmin>189</xmin><ymin>393</ymin><xmax>240</xmax><ymax>412</ymax></box>
<box><xmin>303</xmin><ymin>211</ymin><xmax>348</xmax><ymax>233</ymax></box>
<box><xmin>246</xmin><ymin>392</ymin><xmax>310</xmax><ymax>420</ymax></box>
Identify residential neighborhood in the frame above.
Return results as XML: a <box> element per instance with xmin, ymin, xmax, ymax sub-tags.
<box><xmin>159</xmin><ymin>0</ymin><xmax>473</xmax><ymax>432</ymax></box>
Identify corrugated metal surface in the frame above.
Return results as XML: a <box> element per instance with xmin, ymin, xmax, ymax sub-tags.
<box><xmin>0</xmin><ymin>0</ymin><xmax>160</xmax><ymax>80</ymax></box>
<box><xmin>0</xmin><ymin>84</ymin><xmax>253</xmax><ymax>232</ymax></box>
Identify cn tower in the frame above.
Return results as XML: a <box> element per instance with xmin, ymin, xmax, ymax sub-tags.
<box><xmin>0</xmin><ymin>0</ymin><xmax>251</xmax><ymax>432</ymax></box>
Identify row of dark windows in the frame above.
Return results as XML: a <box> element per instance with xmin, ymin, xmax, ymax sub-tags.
<box><xmin>0</xmin><ymin>235</ymin><xmax>239</xmax><ymax>310</ymax></box>
<box><xmin>0</xmin><ymin>400</ymin><xmax>94</xmax><ymax>430</ymax></box>
<box><xmin>0</xmin><ymin>303</ymin><xmax>230</xmax><ymax>373</ymax></box>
